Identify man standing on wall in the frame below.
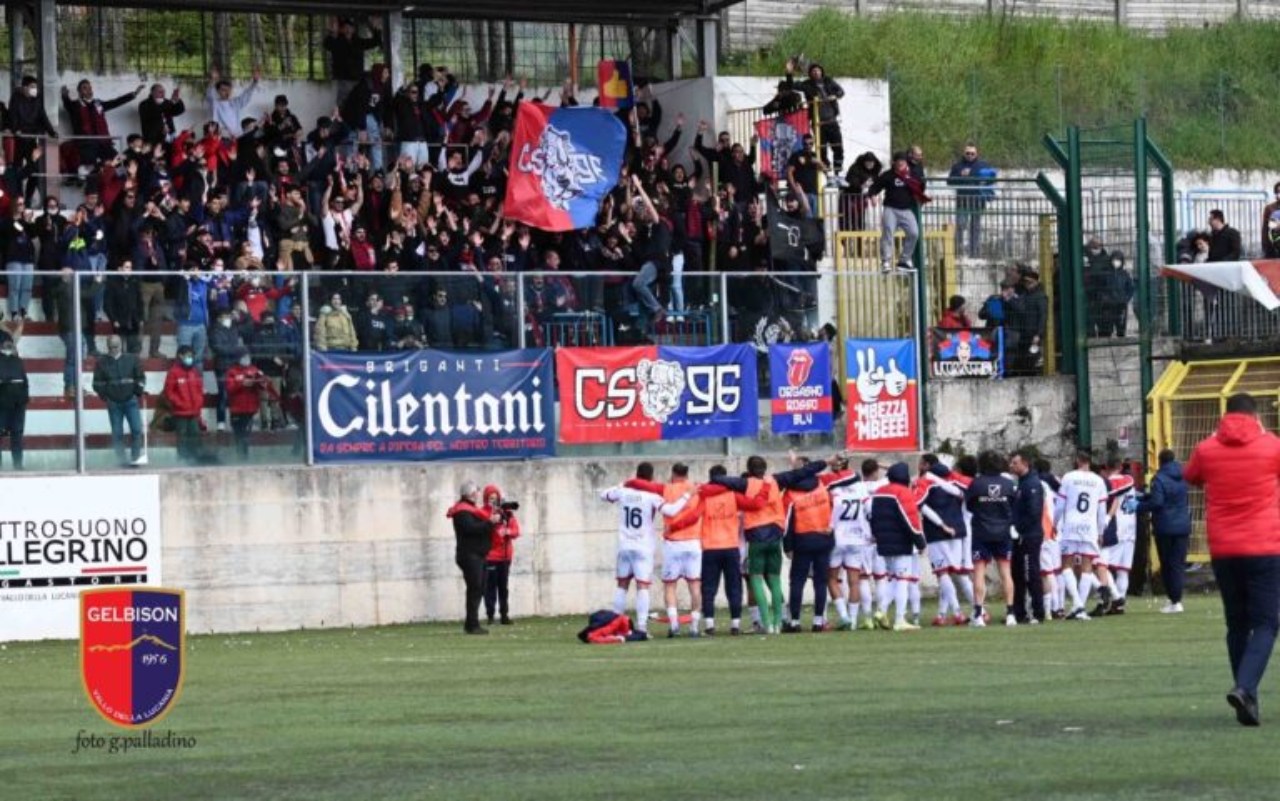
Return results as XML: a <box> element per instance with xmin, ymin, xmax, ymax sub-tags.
<box><xmin>785</xmin><ymin>58</ymin><xmax>845</xmax><ymax>182</ymax></box>
<box><xmin>1184</xmin><ymin>393</ymin><xmax>1280</xmax><ymax>726</ymax></box>
<box><xmin>946</xmin><ymin>142</ymin><xmax>996</xmax><ymax>259</ymax></box>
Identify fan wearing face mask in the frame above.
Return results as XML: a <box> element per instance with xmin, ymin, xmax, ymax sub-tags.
<box><xmin>163</xmin><ymin>344</ymin><xmax>205</xmax><ymax>463</ymax></box>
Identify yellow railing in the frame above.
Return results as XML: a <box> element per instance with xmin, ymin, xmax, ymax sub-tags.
<box><xmin>1037</xmin><ymin>214</ymin><xmax>1059</xmax><ymax>376</ymax></box>
<box><xmin>833</xmin><ymin>228</ymin><xmax>955</xmax><ymax>339</ymax></box>
<box><xmin>1147</xmin><ymin>356</ymin><xmax>1280</xmax><ymax>565</ymax></box>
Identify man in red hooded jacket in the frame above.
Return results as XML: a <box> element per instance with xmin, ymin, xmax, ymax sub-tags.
<box><xmin>1185</xmin><ymin>392</ymin><xmax>1280</xmax><ymax>726</ymax></box>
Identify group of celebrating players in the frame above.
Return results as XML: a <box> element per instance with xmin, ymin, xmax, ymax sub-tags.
<box><xmin>599</xmin><ymin>447</ymin><xmax>1139</xmax><ymax>639</ymax></box>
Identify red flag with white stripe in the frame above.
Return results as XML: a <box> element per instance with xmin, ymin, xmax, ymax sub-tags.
<box><xmin>1160</xmin><ymin>260</ymin><xmax>1280</xmax><ymax>311</ymax></box>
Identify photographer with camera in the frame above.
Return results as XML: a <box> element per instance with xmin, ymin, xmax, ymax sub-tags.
<box><xmin>482</xmin><ymin>485</ymin><xmax>522</xmax><ymax>626</ymax></box>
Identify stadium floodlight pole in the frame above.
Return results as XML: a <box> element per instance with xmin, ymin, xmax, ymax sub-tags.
<box><xmin>300</xmin><ymin>272</ymin><xmax>315</xmax><ymax>467</ymax></box>
<box><xmin>73</xmin><ymin>274</ymin><xmax>85</xmax><ymax>473</ymax></box>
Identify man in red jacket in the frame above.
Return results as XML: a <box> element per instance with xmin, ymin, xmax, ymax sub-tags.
<box><xmin>1185</xmin><ymin>392</ymin><xmax>1280</xmax><ymax>726</ymax></box>
<box><xmin>163</xmin><ymin>345</ymin><xmax>205</xmax><ymax>463</ymax></box>
<box><xmin>482</xmin><ymin>485</ymin><xmax>520</xmax><ymax>627</ymax></box>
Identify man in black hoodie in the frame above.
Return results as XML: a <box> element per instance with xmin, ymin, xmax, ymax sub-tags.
<box><xmin>1009</xmin><ymin>449</ymin><xmax>1046</xmax><ymax>624</ymax></box>
<box><xmin>447</xmin><ymin>482</ymin><xmax>500</xmax><ymax>634</ymax></box>
<box><xmin>0</xmin><ymin>334</ymin><xmax>28</xmax><ymax>470</ymax></box>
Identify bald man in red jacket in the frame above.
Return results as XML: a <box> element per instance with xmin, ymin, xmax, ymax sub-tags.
<box><xmin>1185</xmin><ymin>392</ymin><xmax>1280</xmax><ymax>726</ymax></box>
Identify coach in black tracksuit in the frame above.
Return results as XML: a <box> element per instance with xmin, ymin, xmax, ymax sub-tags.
<box><xmin>447</xmin><ymin>482</ymin><xmax>498</xmax><ymax>635</ymax></box>
<box><xmin>1010</xmin><ymin>450</ymin><xmax>1046</xmax><ymax>623</ymax></box>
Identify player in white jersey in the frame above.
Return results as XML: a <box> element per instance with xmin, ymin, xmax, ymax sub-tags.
<box><xmin>1054</xmin><ymin>451</ymin><xmax>1118</xmax><ymax>620</ymax></box>
<box><xmin>947</xmin><ymin>455</ymin><xmax>979</xmax><ymax>623</ymax></box>
<box><xmin>827</xmin><ymin>459</ymin><xmax>880</xmax><ymax>630</ymax></box>
<box><xmin>600</xmin><ymin>462</ymin><xmax>693</xmax><ymax>637</ymax></box>
<box><xmin>1098</xmin><ymin>457</ymin><xmax>1138</xmax><ymax>615</ymax></box>
<box><xmin>1034</xmin><ymin>459</ymin><xmax>1066</xmax><ymax>619</ymax></box>
<box><xmin>917</xmin><ymin>455</ymin><xmax>969</xmax><ymax>626</ymax></box>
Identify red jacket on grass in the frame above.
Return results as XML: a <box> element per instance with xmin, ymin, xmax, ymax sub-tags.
<box><xmin>1184</xmin><ymin>412</ymin><xmax>1280</xmax><ymax>558</ymax></box>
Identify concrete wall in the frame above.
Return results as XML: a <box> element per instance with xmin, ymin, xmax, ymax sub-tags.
<box><xmin>160</xmin><ymin>456</ymin><xmax>752</xmax><ymax>633</ymax></box>
<box><xmin>927</xmin><ymin>375</ymin><xmax>1078</xmax><ymax>465</ymax></box>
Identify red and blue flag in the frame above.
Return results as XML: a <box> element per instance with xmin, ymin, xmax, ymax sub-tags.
<box><xmin>755</xmin><ymin>108</ymin><xmax>811</xmax><ymax>180</ymax></box>
<box><xmin>505</xmin><ymin>103</ymin><xmax>627</xmax><ymax>232</ymax></box>
<box><xmin>596</xmin><ymin>59</ymin><xmax>634</xmax><ymax>110</ymax></box>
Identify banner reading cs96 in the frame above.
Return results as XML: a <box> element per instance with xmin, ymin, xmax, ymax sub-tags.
<box><xmin>310</xmin><ymin>349</ymin><xmax>555</xmax><ymax>462</ymax></box>
<box><xmin>556</xmin><ymin>345</ymin><xmax>758</xmax><ymax>443</ymax></box>
<box><xmin>845</xmin><ymin>338</ymin><xmax>920</xmax><ymax>452</ymax></box>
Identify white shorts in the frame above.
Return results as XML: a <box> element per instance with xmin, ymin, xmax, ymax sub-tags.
<box><xmin>927</xmin><ymin>539</ymin><xmax>964</xmax><ymax>575</ymax></box>
<box><xmin>959</xmin><ymin>533</ymin><xmax>974</xmax><ymax>573</ymax></box>
<box><xmin>881</xmin><ymin>555</ymin><xmax>915</xmax><ymax>580</ymax></box>
<box><xmin>830</xmin><ymin>542</ymin><xmax>876</xmax><ymax>573</ymax></box>
<box><xmin>617</xmin><ymin>549</ymin><xmax>654</xmax><ymax>584</ymax></box>
<box><xmin>661</xmin><ymin>540</ymin><xmax>702</xmax><ymax>582</ymax></box>
<box><xmin>1040</xmin><ymin>538</ymin><xmax>1062</xmax><ymax>575</ymax></box>
<box><xmin>1102</xmin><ymin>540</ymin><xmax>1136</xmax><ymax>572</ymax></box>
<box><xmin>1060</xmin><ymin>540</ymin><xmax>1102</xmax><ymax>561</ymax></box>
<box><xmin>872</xmin><ymin>552</ymin><xmax>888</xmax><ymax>579</ymax></box>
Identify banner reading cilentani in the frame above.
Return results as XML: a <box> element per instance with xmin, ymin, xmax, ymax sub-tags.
<box><xmin>845</xmin><ymin>338</ymin><xmax>921</xmax><ymax>452</ymax></box>
<box><xmin>769</xmin><ymin>342</ymin><xmax>833</xmax><ymax>435</ymax></box>
<box><xmin>0</xmin><ymin>475</ymin><xmax>162</xmax><ymax>642</ymax></box>
<box><xmin>310</xmin><ymin>349</ymin><xmax>555</xmax><ymax>462</ymax></box>
<box><xmin>930</xmin><ymin>327</ymin><xmax>1004</xmax><ymax>378</ymax></box>
<box><xmin>556</xmin><ymin>345</ymin><xmax>758</xmax><ymax>444</ymax></box>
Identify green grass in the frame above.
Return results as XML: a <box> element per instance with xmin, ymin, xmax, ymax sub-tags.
<box><xmin>737</xmin><ymin>9</ymin><xmax>1280</xmax><ymax>170</ymax></box>
<box><xmin>2</xmin><ymin>595</ymin><xmax>1277</xmax><ymax>800</ymax></box>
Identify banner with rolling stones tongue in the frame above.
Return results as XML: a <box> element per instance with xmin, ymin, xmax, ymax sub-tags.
<box><xmin>768</xmin><ymin>343</ymin><xmax>833</xmax><ymax>435</ymax></box>
<box><xmin>844</xmin><ymin>338</ymin><xmax>920</xmax><ymax>452</ymax></box>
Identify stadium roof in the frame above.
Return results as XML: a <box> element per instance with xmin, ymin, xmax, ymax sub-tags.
<box><xmin>67</xmin><ymin>0</ymin><xmax>744</xmax><ymax>27</ymax></box>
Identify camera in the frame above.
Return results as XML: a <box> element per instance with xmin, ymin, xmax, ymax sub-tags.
<box><xmin>500</xmin><ymin>501</ymin><xmax>520</xmax><ymax>512</ymax></box>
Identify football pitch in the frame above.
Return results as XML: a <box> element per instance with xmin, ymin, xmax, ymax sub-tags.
<box><xmin>3</xmin><ymin>595</ymin><xmax>1277</xmax><ymax>801</ymax></box>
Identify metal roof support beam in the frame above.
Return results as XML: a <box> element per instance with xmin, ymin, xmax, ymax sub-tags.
<box><xmin>38</xmin><ymin>0</ymin><xmax>59</xmax><ymax>195</ymax></box>
<box><xmin>696</xmin><ymin>16</ymin><xmax>717</xmax><ymax>77</ymax></box>
<box><xmin>386</xmin><ymin>9</ymin><xmax>406</xmax><ymax>93</ymax></box>
<box><xmin>8</xmin><ymin>5</ymin><xmax>25</xmax><ymax>91</ymax></box>
<box><xmin>667</xmin><ymin>24</ymin><xmax>682</xmax><ymax>80</ymax></box>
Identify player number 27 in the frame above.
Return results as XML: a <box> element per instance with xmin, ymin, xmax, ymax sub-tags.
<box><xmin>838</xmin><ymin>498</ymin><xmax>861</xmax><ymax>522</ymax></box>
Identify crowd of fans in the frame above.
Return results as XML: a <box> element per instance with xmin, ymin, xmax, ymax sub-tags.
<box><xmin>0</xmin><ymin>23</ymin><xmax>836</xmax><ymax>372</ymax></box>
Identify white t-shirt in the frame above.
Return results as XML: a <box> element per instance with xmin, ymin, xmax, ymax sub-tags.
<box><xmin>830</xmin><ymin>477</ymin><xmax>873</xmax><ymax>547</ymax></box>
<box><xmin>600</xmin><ymin>486</ymin><xmax>690</xmax><ymax>552</ymax></box>
<box><xmin>1055</xmin><ymin>469</ymin><xmax>1109</xmax><ymax>543</ymax></box>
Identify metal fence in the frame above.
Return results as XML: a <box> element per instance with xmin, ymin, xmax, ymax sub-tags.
<box><xmin>6</xmin><ymin>267</ymin><xmax>904</xmax><ymax>473</ymax></box>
